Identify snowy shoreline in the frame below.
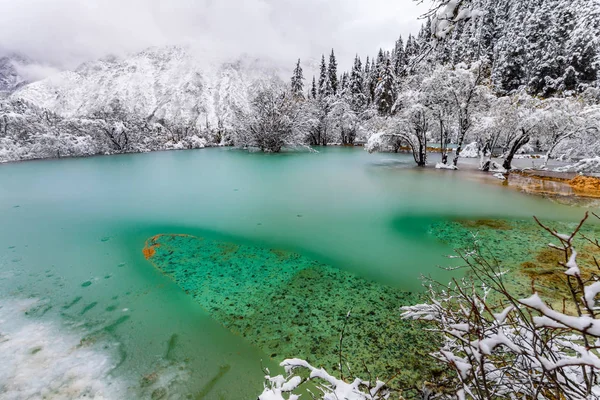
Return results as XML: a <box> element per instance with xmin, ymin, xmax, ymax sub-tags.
<box><xmin>0</xmin><ymin>143</ymin><xmax>217</xmax><ymax>165</ymax></box>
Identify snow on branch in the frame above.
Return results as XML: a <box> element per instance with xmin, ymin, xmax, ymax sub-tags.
<box><xmin>259</xmin><ymin>358</ymin><xmax>388</xmax><ymax>400</ymax></box>
<box><xmin>418</xmin><ymin>0</ymin><xmax>482</xmax><ymax>39</ymax></box>
<box><xmin>402</xmin><ymin>212</ymin><xmax>600</xmax><ymax>399</ymax></box>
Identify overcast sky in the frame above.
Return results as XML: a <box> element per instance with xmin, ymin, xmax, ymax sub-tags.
<box><xmin>0</xmin><ymin>0</ymin><xmax>430</xmax><ymax>77</ymax></box>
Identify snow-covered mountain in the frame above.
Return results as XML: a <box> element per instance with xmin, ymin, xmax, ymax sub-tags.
<box><xmin>0</xmin><ymin>46</ymin><xmax>290</xmax><ymax>162</ymax></box>
<box><xmin>11</xmin><ymin>46</ymin><xmax>284</xmax><ymax>129</ymax></box>
<box><xmin>0</xmin><ymin>56</ymin><xmax>28</xmax><ymax>96</ymax></box>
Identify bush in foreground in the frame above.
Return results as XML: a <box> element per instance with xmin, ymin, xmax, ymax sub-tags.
<box><xmin>259</xmin><ymin>212</ymin><xmax>600</xmax><ymax>399</ymax></box>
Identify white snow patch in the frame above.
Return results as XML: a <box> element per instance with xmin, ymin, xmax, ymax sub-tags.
<box><xmin>459</xmin><ymin>142</ymin><xmax>478</xmax><ymax>158</ymax></box>
<box><xmin>585</xmin><ymin>282</ymin><xmax>600</xmax><ymax>310</ymax></box>
<box><xmin>493</xmin><ymin>306</ymin><xmax>514</xmax><ymax>324</ymax></box>
<box><xmin>555</xmin><ymin>157</ymin><xmax>600</xmax><ymax>173</ymax></box>
<box><xmin>436</xmin><ymin>162</ymin><xmax>458</xmax><ymax>170</ymax></box>
<box><xmin>521</xmin><ymin>294</ymin><xmax>600</xmax><ymax>335</ymax></box>
<box><xmin>489</xmin><ymin>162</ymin><xmax>507</xmax><ymax>173</ymax></box>
<box><xmin>517</xmin><ymin>143</ymin><xmax>535</xmax><ymax>154</ymax></box>
<box><xmin>565</xmin><ymin>249</ymin><xmax>580</xmax><ymax>277</ymax></box>
<box><xmin>0</xmin><ymin>298</ymin><xmax>126</xmax><ymax>399</ymax></box>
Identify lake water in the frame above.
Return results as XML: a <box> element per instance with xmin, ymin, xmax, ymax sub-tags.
<box><xmin>0</xmin><ymin>147</ymin><xmax>592</xmax><ymax>399</ymax></box>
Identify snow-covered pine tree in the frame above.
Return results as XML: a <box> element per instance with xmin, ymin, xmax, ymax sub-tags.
<box><xmin>449</xmin><ymin>19</ymin><xmax>469</xmax><ymax>66</ymax></box>
<box><xmin>423</xmin><ymin>17</ymin><xmax>433</xmax><ymax>43</ymax></box>
<box><xmin>417</xmin><ymin>18</ymin><xmax>433</xmax><ymax>51</ymax></box>
<box><xmin>349</xmin><ymin>55</ymin><xmax>366</xmax><ymax>112</ymax></box>
<box><xmin>362</xmin><ymin>57</ymin><xmax>370</xmax><ymax>105</ymax></box>
<box><xmin>340</xmin><ymin>72</ymin><xmax>349</xmax><ymax>93</ymax></box>
<box><xmin>526</xmin><ymin>0</ymin><xmax>562</xmax><ymax>96</ymax></box>
<box><xmin>461</xmin><ymin>17</ymin><xmax>480</xmax><ymax>64</ymax></box>
<box><xmin>435</xmin><ymin>37</ymin><xmax>454</xmax><ymax>65</ymax></box>
<box><xmin>318</xmin><ymin>55</ymin><xmax>328</xmax><ymax>99</ymax></box>
<box><xmin>365</xmin><ymin>57</ymin><xmax>378</xmax><ymax>103</ymax></box>
<box><xmin>564</xmin><ymin>0</ymin><xmax>600</xmax><ymax>90</ymax></box>
<box><xmin>374</xmin><ymin>58</ymin><xmax>396</xmax><ymax>116</ymax></box>
<box><xmin>311</xmin><ymin>76</ymin><xmax>317</xmax><ymax>100</ymax></box>
<box><xmin>392</xmin><ymin>35</ymin><xmax>407</xmax><ymax>76</ymax></box>
<box><xmin>376</xmin><ymin>49</ymin><xmax>386</xmax><ymax>72</ymax></box>
<box><xmin>319</xmin><ymin>58</ymin><xmax>334</xmax><ymax>101</ymax></box>
<box><xmin>477</xmin><ymin>4</ymin><xmax>497</xmax><ymax>62</ymax></box>
<box><xmin>405</xmin><ymin>34</ymin><xmax>420</xmax><ymax>61</ymax></box>
<box><xmin>328</xmin><ymin>49</ymin><xmax>339</xmax><ymax>95</ymax></box>
<box><xmin>322</xmin><ymin>75</ymin><xmax>333</xmax><ymax>99</ymax></box>
<box><xmin>492</xmin><ymin>33</ymin><xmax>528</xmax><ymax>93</ymax></box>
<box><xmin>290</xmin><ymin>59</ymin><xmax>305</xmax><ymax>100</ymax></box>
<box><xmin>366</xmin><ymin>49</ymin><xmax>386</xmax><ymax>102</ymax></box>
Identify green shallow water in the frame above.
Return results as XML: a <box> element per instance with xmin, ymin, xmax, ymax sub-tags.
<box><xmin>430</xmin><ymin>218</ymin><xmax>600</xmax><ymax>302</ymax></box>
<box><xmin>146</xmin><ymin>234</ymin><xmax>439</xmax><ymax>391</ymax></box>
<box><xmin>0</xmin><ymin>147</ymin><xmax>596</xmax><ymax>398</ymax></box>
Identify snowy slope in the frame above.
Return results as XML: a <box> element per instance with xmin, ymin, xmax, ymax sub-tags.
<box><xmin>0</xmin><ymin>56</ymin><xmax>28</xmax><ymax>96</ymax></box>
<box><xmin>12</xmin><ymin>46</ymin><xmax>284</xmax><ymax>129</ymax></box>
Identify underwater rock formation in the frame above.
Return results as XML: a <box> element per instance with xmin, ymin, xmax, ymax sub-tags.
<box><xmin>143</xmin><ymin>234</ymin><xmax>441</xmax><ymax>391</ymax></box>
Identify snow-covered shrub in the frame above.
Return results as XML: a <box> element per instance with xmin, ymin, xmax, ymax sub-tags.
<box><xmin>232</xmin><ymin>85</ymin><xmax>312</xmax><ymax>153</ymax></box>
<box><xmin>326</xmin><ymin>96</ymin><xmax>359</xmax><ymax>145</ymax></box>
<box><xmin>259</xmin><ymin>214</ymin><xmax>600</xmax><ymax>399</ymax></box>
<box><xmin>365</xmin><ymin>102</ymin><xmax>430</xmax><ymax>166</ymax></box>
<box><xmin>402</xmin><ymin>212</ymin><xmax>600</xmax><ymax>399</ymax></box>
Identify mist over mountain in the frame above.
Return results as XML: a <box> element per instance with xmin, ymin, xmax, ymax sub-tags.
<box><xmin>11</xmin><ymin>46</ymin><xmax>284</xmax><ymax>129</ymax></box>
<box><xmin>0</xmin><ymin>56</ymin><xmax>28</xmax><ymax>95</ymax></box>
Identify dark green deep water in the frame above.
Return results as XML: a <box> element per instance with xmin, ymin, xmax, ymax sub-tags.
<box><xmin>0</xmin><ymin>147</ymin><xmax>595</xmax><ymax>398</ymax></box>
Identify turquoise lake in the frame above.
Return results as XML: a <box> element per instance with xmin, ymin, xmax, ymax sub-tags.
<box><xmin>0</xmin><ymin>147</ymin><xmax>594</xmax><ymax>399</ymax></box>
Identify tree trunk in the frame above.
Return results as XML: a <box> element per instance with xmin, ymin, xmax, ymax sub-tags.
<box><xmin>417</xmin><ymin>135</ymin><xmax>427</xmax><ymax>167</ymax></box>
<box><xmin>479</xmin><ymin>141</ymin><xmax>491</xmax><ymax>171</ymax></box>
<box><xmin>541</xmin><ymin>151</ymin><xmax>551</xmax><ymax>170</ymax></box>
<box><xmin>452</xmin><ymin>124</ymin><xmax>467</xmax><ymax>167</ymax></box>
<box><xmin>452</xmin><ymin>110</ymin><xmax>471</xmax><ymax>167</ymax></box>
<box><xmin>503</xmin><ymin>129</ymin><xmax>531</xmax><ymax>171</ymax></box>
<box><xmin>541</xmin><ymin>139</ymin><xmax>563</xmax><ymax>170</ymax></box>
<box><xmin>439</xmin><ymin>118</ymin><xmax>449</xmax><ymax>165</ymax></box>
<box><xmin>417</xmin><ymin>143</ymin><xmax>425</xmax><ymax>166</ymax></box>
